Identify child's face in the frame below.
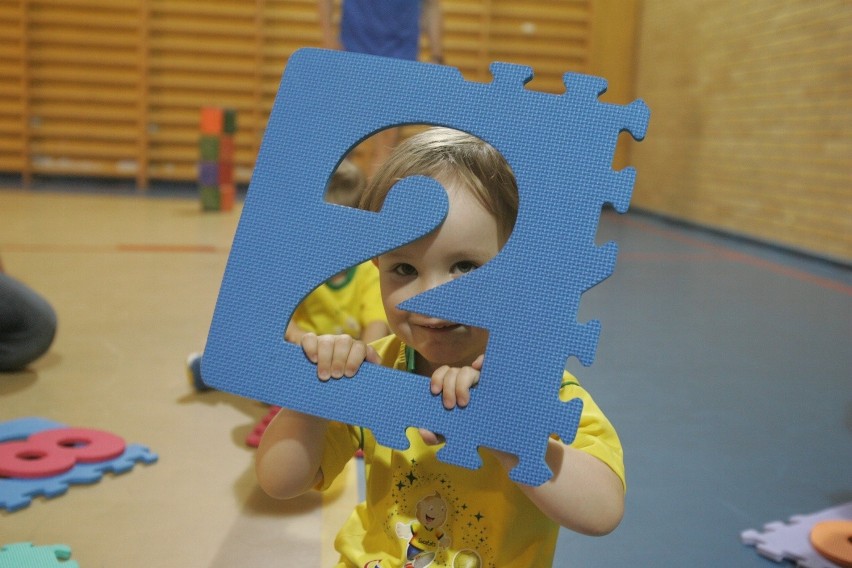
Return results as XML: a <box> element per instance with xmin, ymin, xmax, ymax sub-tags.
<box><xmin>376</xmin><ymin>177</ymin><xmax>501</xmax><ymax>375</ymax></box>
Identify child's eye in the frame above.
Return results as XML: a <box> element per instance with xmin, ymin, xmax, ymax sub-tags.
<box><xmin>453</xmin><ymin>261</ymin><xmax>479</xmax><ymax>274</ymax></box>
<box><xmin>393</xmin><ymin>263</ymin><xmax>417</xmax><ymax>277</ymax></box>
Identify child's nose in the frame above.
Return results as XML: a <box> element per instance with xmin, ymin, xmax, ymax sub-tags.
<box><xmin>420</xmin><ymin>272</ymin><xmax>453</xmax><ymax>292</ymax></box>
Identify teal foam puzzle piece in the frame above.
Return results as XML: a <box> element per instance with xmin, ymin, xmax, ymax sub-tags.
<box><xmin>0</xmin><ymin>543</ymin><xmax>78</xmax><ymax>568</ymax></box>
<box><xmin>203</xmin><ymin>48</ymin><xmax>649</xmax><ymax>485</ymax></box>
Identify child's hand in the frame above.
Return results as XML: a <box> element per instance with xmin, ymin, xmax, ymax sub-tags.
<box><xmin>430</xmin><ymin>354</ymin><xmax>484</xmax><ymax>410</ymax></box>
<box><xmin>301</xmin><ymin>333</ymin><xmax>380</xmax><ymax>381</ymax></box>
<box><xmin>284</xmin><ymin>321</ymin><xmax>308</xmax><ymax>344</ymax></box>
<box><xmin>417</xmin><ymin>429</ymin><xmax>445</xmax><ymax>446</ymax></box>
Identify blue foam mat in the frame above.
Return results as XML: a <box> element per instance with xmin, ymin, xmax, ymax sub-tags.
<box><xmin>204</xmin><ymin>48</ymin><xmax>648</xmax><ymax>485</ymax></box>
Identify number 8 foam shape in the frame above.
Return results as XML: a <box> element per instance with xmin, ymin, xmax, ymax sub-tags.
<box><xmin>204</xmin><ymin>48</ymin><xmax>649</xmax><ymax>486</ymax></box>
<box><xmin>0</xmin><ymin>428</ymin><xmax>125</xmax><ymax>478</ymax></box>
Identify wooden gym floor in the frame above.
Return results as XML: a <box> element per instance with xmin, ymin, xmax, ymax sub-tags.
<box><xmin>1</xmin><ymin>185</ymin><xmax>850</xmax><ymax>567</ymax></box>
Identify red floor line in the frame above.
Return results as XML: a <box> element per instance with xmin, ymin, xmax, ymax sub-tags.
<box><xmin>619</xmin><ymin>251</ymin><xmax>718</xmax><ymax>262</ymax></box>
<box><xmin>0</xmin><ymin>243</ymin><xmax>229</xmax><ymax>254</ymax></box>
<box><xmin>116</xmin><ymin>243</ymin><xmax>222</xmax><ymax>253</ymax></box>
<box><xmin>620</xmin><ymin>216</ymin><xmax>852</xmax><ymax>296</ymax></box>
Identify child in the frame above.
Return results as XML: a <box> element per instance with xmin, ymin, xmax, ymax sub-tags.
<box><xmin>188</xmin><ymin>158</ymin><xmax>388</xmax><ymax>390</ymax></box>
<box><xmin>256</xmin><ymin>128</ymin><xmax>624</xmax><ymax>567</ymax></box>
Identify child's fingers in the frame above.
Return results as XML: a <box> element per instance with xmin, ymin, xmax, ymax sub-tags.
<box><xmin>365</xmin><ymin>345</ymin><xmax>381</xmax><ymax>366</ymax></box>
<box><xmin>342</xmin><ymin>338</ymin><xmax>369</xmax><ymax>378</ymax></box>
<box><xmin>301</xmin><ymin>332</ymin><xmax>319</xmax><ymax>363</ymax></box>
<box><xmin>453</xmin><ymin>366</ymin><xmax>479</xmax><ymax>408</ymax></box>
<box><xmin>306</xmin><ymin>334</ymin><xmax>372</xmax><ymax>381</ymax></box>
<box><xmin>314</xmin><ymin>334</ymin><xmax>338</xmax><ymax>380</ymax></box>
<box><xmin>417</xmin><ymin>428</ymin><xmax>445</xmax><ymax>445</ymax></box>
<box><xmin>328</xmin><ymin>335</ymin><xmax>359</xmax><ymax>379</ymax></box>
<box><xmin>430</xmin><ymin>365</ymin><xmax>448</xmax><ymax>398</ymax></box>
<box><xmin>431</xmin><ymin>365</ymin><xmax>480</xmax><ymax>409</ymax></box>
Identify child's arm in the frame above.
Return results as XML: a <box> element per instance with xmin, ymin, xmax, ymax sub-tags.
<box><xmin>428</xmin><ymin>359</ymin><xmax>624</xmax><ymax>535</ymax></box>
<box><xmin>490</xmin><ymin>441</ymin><xmax>624</xmax><ymax>536</ymax></box>
<box><xmin>421</xmin><ymin>0</ymin><xmax>444</xmax><ymax>64</ymax></box>
<box><xmin>255</xmin><ymin>409</ymin><xmax>329</xmax><ymax>499</ymax></box>
<box><xmin>317</xmin><ymin>0</ymin><xmax>341</xmax><ymax>50</ymax></box>
<box><xmin>360</xmin><ymin>320</ymin><xmax>389</xmax><ymax>344</ymax></box>
<box><xmin>256</xmin><ymin>334</ymin><xmax>381</xmax><ymax>499</ymax></box>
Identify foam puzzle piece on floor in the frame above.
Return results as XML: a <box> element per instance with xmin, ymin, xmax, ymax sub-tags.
<box><xmin>0</xmin><ymin>542</ymin><xmax>78</xmax><ymax>568</ymax></box>
<box><xmin>741</xmin><ymin>501</ymin><xmax>852</xmax><ymax>568</ymax></box>
<box><xmin>203</xmin><ymin>48</ymin><xmax>649</xmax><ymax>486</ymax></box>
<box><xmin>0</xmin><ymin>427</ymin><xmax>126</xmax><ymax>478</ymax></box>
<box><xmin>0</xmin><ymin>417</ymin><xmax>158</xmax><ymax>512</ymax></box>
<box><xmin>245</xmin><ymin>406</ymin><xmax>281</xmax><ymax>448</ymax></box>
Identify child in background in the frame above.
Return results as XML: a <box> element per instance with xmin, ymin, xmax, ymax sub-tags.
<box><xmin>188</xmin><ymin>158</ymin><xmax>388</xmax><ymax>390</ymax></box>
<box><xmin>284</xmin><ymin>159</ymin><xmax>389</xmax><ymax>346</ymax></box>
<box><xmin>256</xmin><ymin>128</ymin><xmax>625</xmax><ymax>567</ymax></box>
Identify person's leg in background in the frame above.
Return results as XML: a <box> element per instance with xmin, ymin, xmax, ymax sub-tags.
<box><xmin>0</xmin><ymin>272</ymin><xmax>57</xmax><ymax>372</ymax></box>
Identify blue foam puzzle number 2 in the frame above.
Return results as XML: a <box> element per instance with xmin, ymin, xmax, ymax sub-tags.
<box><xmin>203</xmin><ymin>49</ymin><xmax>649</xmax><ymax>486</ymax></box>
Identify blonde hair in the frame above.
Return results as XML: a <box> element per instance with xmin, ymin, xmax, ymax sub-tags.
<box><xmin>325</xmin><ymin>158</ymin><xmax>366</xmax><ymax>208</ymax></box>
<box><xmin>359</xmin><ymin>128</ymin><xmax>518</xmax><ymax>242</ymax></box>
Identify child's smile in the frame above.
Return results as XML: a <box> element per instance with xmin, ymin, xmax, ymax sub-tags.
<box><xmin>376</xmin><ymin>176</ymin><xmax>502</xmax><ymax>377</ymax></box>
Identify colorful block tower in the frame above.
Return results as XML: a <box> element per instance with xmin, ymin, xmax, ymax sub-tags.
<box><xmin>198</xmin><ymin>106</ymin><xmax>237</xmax><ymax>211</ymax></box>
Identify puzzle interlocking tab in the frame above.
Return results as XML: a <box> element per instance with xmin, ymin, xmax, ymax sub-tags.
<box><xmin>203</xmin><ymin>48</ymin><xmax>649</xmax><ymax>485</ymax></box>
<box><xmin>0</xmin><ymin>417</ymin><xmax>158</xmax><ymax>512</ymax></box>
<box><xmin>0</xmin><ymin>542</ymin><xmax>77</xmax><ymax>568</ymax></box>
<box><xmin>741</xmin><ymin>502</ymin><xmax>852</xmax><ymax>568</ymax></box>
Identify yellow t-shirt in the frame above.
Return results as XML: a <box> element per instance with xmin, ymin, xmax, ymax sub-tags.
<box><xmin>319</xmin><ymin>335</ymin><xmax>624</xmax><ymax>568</ymax></box>
<box><xmin>290</xmin><ymin>262</ymin><xmax>386</xmax><ymax>338</ymax></box>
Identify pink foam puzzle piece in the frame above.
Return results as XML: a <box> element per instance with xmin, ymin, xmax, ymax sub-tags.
<box><xmin>0</xmin><ymin>542</ymin><xmax>78</xmax><ymax>568</ymax></box>
<box><xmin>245</xmin><ymin>406</ymin><xmax>281</xmax><ymax>448</ymax></box>
<box><xmin>741</xmin><ymin>502</ymin><xmax>852</xmax><ymax>568</ymax></box>
<box><xmin>0</xmin><ymin>427</ymin><xmax>126</xmax><ymax>478</ymax></box>
<box><xmin>0</xmin><ymin>418</ymin><xmax>158</xmax><ymax>512</ymax></box>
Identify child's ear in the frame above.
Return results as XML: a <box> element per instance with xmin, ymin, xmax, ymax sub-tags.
<box><xmin>371</xmin><ymin>258</ymin><xmax>379</xmax><ymax>267</ymax></box>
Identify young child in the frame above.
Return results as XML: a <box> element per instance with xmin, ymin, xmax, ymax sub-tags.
<box><xmin>256</xmin><ymin>128</ymin><xmax>625</xmax><ymax>567</ymax></box>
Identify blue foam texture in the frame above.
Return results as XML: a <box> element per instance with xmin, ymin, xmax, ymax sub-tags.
<box><xmin>203</xmin><ymin>48</ymin><xmax>649</xmax><ymax>485</ymax></box>
<box><xmin>0</xmin><ymin>418</ymin><xmax>158</xmax><ymax>512</ymax></box>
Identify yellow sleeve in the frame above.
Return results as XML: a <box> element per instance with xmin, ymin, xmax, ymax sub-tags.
<box><xmin>356</xmin><ymin>262</ymin><xmax>387</xmax><ymax>326</ymax></box>
<box><xmin>560</xmin><ymin>372</ymin><xmax>626</xmax><ymax>490</ymax></box>
<box><xmin>317</xmin><ymin>421</ymin><xmax>361</xmax><ymax>491</ymax></box>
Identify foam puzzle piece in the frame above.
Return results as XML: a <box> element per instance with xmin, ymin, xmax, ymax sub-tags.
<box><xmin>0</xmin><ymin>427</ymin><xmax>126</xmax><ymax>478</ymax></box>
<box><xmin>0</xmin><ymin>542</ymin><xmax>78</xmax><ymax>567</ymax></box>
<box><xmin>203</xmin><ymin>48</ymin><xmax>649</xmax><ymax>485</ymax></box>
<box><xmin>741</xmin><ymin>501</ymin><xmax>852</xmax><ymax>567</ymax></box>
<box><xmin>245</xmin><ymin>406</ymin><xmax>281</xmax><ymax>448</ymax></box>
<box><xmin>0</xmin><ymin>418</ymin><xmax>158</xmax><ymax>512</ymax></box>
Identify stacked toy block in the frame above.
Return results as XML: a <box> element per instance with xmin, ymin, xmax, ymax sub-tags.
<box><xmin>198</xmin><ymin>106</ymin><xmax>237</xmax><ymax>211</ymax></box>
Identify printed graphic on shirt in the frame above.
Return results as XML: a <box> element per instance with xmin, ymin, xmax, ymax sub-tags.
<box><xmin>397</xmin><ymin>491</ymin><xmax>451</xmax><ymax>567</ymax></box>
<box><xmin>385</xmin><ymin>457</ymin><xmax>495</xmax><ymax>567</ymax></box>
<box><xmin>450</xmin><ymin>550</ymin><xmax>482</xmax><ymax>568</ymax></box>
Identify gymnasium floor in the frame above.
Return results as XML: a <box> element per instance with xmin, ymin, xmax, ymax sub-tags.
<box><xmin>1</xmin><ymin>186</ymin><xmax>850</xmax><ymax>567</ymax></box>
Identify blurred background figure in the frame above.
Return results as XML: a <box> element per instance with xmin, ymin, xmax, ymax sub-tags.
<box><xmin>0</xmin><ymin>256</ymin><xmax>57</xmax><ymax>372</ymax></box>
<box><xmin>319</xmin><ymin>0</ymin><xmax>444</xmax><ymax>176</ymax></box>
